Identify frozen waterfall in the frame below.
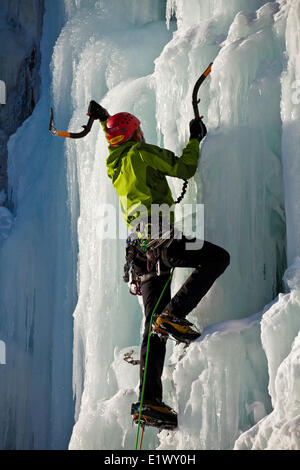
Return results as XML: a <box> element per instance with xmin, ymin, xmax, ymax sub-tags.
<box><xmin>0</xmin><ymin>0</ymin><xmax>299</xmax><ymax>451</ymax></box>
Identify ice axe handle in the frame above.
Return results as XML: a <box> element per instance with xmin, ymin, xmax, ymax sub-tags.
<box><xmin>192</xmin><ymin>62</ymin><xmax>213</xmax><ymax>120</ymax></box>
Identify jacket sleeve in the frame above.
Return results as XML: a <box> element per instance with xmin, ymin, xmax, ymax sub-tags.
<box><xmin>137</xmin><ymin>139</ymin><xmax>200</xmax><ymax>180</ymax></box>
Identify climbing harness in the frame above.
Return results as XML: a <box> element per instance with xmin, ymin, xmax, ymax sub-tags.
<box><xmin>123</xmin><ymin>221</ymin><xmax>176</xmax><ymax>297</ymax></box>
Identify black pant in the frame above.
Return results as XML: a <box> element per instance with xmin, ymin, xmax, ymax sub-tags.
<box><xmin>136</xmin><ymin>237</ymin><xmax>230</xmax><ymax>402</ymax></box>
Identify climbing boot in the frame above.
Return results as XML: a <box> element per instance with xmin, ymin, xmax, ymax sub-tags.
<box><xmin>152</xmin><ymin>310</ymin><xmax>201</xmax><ymax>344</ymax></box>
<box><xmin>131</xmin><ymin>400</ymin><xmax>177</xmax><ymax>430</ymax></box>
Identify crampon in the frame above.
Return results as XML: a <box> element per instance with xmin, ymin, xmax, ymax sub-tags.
<box><xmin>152</xmin><ymin>311</ymin><xmax>201</xmax><ymax>345</ymax></box>
<box><xmin>131</xmin><ymin>401</ymin><xmax>177</xmax><ymax>431</ymax></box>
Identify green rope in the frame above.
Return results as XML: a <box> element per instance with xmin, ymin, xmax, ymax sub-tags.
<box><xmin>135</xmin><ymin>268</ymin><xmax>174</xmax><ymax>450</ymax></box>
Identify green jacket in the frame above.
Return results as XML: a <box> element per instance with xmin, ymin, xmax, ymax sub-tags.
<box><xmin>103</xmin><ymin>123</ymin><xmax>200</xmax><ymax>228</ymax></box>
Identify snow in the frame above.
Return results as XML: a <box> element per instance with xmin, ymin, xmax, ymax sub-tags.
<box><xmin>0</xmin><ymin>0</ymin><xmax>300</xmax><ymax>451</ymax></box>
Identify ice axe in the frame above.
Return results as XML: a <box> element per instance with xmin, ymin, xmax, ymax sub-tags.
<box><xmin>49</xmin><ymin>63</ymin><xmax>212</xmax><ymax>140</ymax></box>
<box><xmin>192</xmin><ymin>62</ymin><xmax>213</xmax><ymax>121</ymax></box>
<box><xmin>49</xmin><ymin>100</ymin><xmax>104</xmax><ymax>139</ymax></box>
<box><xmin>175</xmin><ymin>62</ymin><xmax>213</xmax><ymax>204</ymax></box>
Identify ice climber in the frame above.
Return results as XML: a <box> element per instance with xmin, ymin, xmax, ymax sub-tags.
<box><xmin>90</xmin><ymin>103</ymin><xmax>230</xmax><ymax>429</ymax></box>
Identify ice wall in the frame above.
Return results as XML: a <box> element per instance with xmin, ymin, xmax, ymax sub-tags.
<box><xmin>156</xmin><ymin>0</ymin><xmax>286</xmax><ymax>328</ymax></box>
<box><xmin>0</xmin><ymin>0</ymin><xmax>299</xmax><ymax>451</ymax></box>
<box><xmin>67</xmin><ymin>0</ymin><xmax>290</xmax><ymax>451</ymax></box>
<box><xmin>161</xmin><ymin>0</ymin><xmax>300</xmax><ymax>451</ymax></box>
<box><xmin>279</xmin><ymin>0</ymin><xmax>300</xmax><ymax>264</ymax></box>
<box><xmin>233</xmin><ymin>0</ymin><xmax>300</xmax><ymax>449</ymax></box>
<box><xmin>52</xmin><ymin>0</ymin><xmax>175</xmax><ymax>446</ymax></box>
<box><xmin>0</xmin><ymin>0</ymin><xmax>44</xmax><ymax>194</ymax></box>
<box><xmin>0</xmin><ymin>1</ymin><xmax>75</xmax><ymax>449</ymax></box>
<box><xmin>234</xmin><ymin>258</ymin><xmax>300</xmax><ymax>449</ymax></box>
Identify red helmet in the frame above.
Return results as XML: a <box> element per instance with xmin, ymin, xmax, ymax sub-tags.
<box><xmin>105</xmin><ymin>112</ymin><xmax>141</xmax><ymax>146</ymax></box>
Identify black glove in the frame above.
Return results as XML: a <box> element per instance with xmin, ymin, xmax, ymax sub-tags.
<box><xmin>87</xmin><ymin>100</ymin><xmax>110</xmax><ymax>121</ymax></box>
<box><xmin>189</xmin><ymin>118</ymin><xmax>207</xmax><ymax>142</ymax></box>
